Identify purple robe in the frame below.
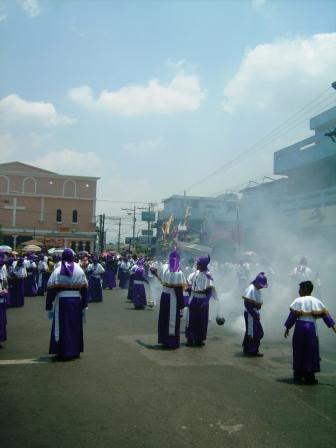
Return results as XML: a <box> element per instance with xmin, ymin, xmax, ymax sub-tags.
<box><xmin>46</xmin><ymin>263</ymin><xmax>88</xmax><ymax>359</ymax></box>
<box><xmin>186</xmin><ymin>293</ymin><xmax>210</xmax><ymax>343</ymax></box>
<box><xmin>24</xmin><ymin>270</ymin><xmax>38</xmax><ymax>296</ymax></box>
<box><xmin>102</xmin><ymin>270</ymin><xmax>116</xmax><ymax>289</ymax></box>
<box><xmin>285</xmin><ymin>311</ymin><xmax>335</xmax><ymax>374</ymax></box>
<box><xmin>118</xmin><ymin>267</ymin><xmax>130</xmax><ymax>289</ymax></box>
<box><xmin>158</xmin><ymin>286</ymin><xmax>185</xmax><ymax>348</ymax></box>
<box><xmin>0</xmin><ymin>292</ymin><xmax>8</xmax><ymax>342</ymax></box>
<box><xmin>8</xmin><ymin>277</ymin><xmax>25</xmax><ymax>308</ymax></box>
<box><xmin>242</xmin><ymin>300</ymin><xmax>264</xmax><ymax>354</ymax></box>
<box><xmin>88</xmin><ymin>276</ymin><xmax>103</xmax><ymax>302</ymax></box>
<box><xmin>132</xmin><ymin>268</ymin><xmax>148</xmax><ymax>309</ymax></box>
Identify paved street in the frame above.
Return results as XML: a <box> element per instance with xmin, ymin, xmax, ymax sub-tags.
<box><xmin>1</xmin><ymin>288</ymin><xmax>335</xmax><ymax>448</ymax></box>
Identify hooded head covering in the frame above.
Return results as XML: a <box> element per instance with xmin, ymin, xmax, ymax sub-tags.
<box><xmin>252</xmin><ymin>272</ymin><xmax>268</xmax><ymax>288</ymax></box>
<box><xmin>169</xmin><ymin>247</ymin><xmax>180</xmax><ymax>272</ymax></box>
<box><xmin>60</xmin><ymin>248</ymin><xmax>75</xmax><ymax>277</ymax></box>
<box><xmin>196</xmin><ymin>254</ymin><xmax>210</xmax><ymax>270</ymax></box>
<box><xmin>299</xmin><ymin>256</ymin><xmax>307</xmax><ymax>266</ymax></box>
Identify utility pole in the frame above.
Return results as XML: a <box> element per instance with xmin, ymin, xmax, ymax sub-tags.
<box><xmin>122</xmin><ymin>206</ymin><xmax>136</xmax><ymax>251</ymax></box>
<box><xmin>99</xmin><ymin>213</ymin><xmax>105</xmax><ymax>253</ymax></box>
<box><xmin>118</xmin><ymin>218</ymin><xmax>121</xmax><ymax>252</ymax></box>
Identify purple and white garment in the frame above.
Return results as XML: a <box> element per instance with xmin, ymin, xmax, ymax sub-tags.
<box><xmin>242</xmin><ymin>284</ymin><xmax>264</xmax><ymax>354</ymax></box>
<box><xmin>185</xmin><ymin>270</ymin><xmax>217</xmax><ymax>343</ymax></box>
<box><xmin>158</xmin><ymin>265</ymin><xmax>187</xmax><ymax>348</ymax></box>
<box><xmin>285</xmin><ymin>295</ymin><xmax>335</xmax><ymax>374</ymax></box>
<box><xmin>46</xmin><ymin>262</ymin><xmax>88</xmax><ymax>358</ymax></box>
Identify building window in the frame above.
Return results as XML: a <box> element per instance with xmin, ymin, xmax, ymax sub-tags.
<box><xmin>71</xmin><ymin>241</ymin><xmax>77</xmax><ymax>251</ymax></box>
<box><xmin>56</xmin><ymin>209</ymin><xmax>62</xmax><ymax>223</ymax></box>
<box><xmin>85</xmin><ymin>241</ymin><xmax>90</xmax><ymax>252</ymax></box>
<box><xmin>78</xmin><ymin>241</ymin><xmax>83</xmax><ymax>252</ymax></box>
<box><xmin>72</xmin><ymin>210</ymin><xmax>78</xmax><ymax>223</ymax></box>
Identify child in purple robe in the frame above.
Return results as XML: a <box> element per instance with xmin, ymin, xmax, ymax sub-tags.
<box><xmin>186</xmin><ymin>255</ymin><xmax>219</xmax><ymax>347</ymax></box>
<box><xmin>284</xmin><ymin>280</ymin><xmax>336</xmax><ymax>384</ymax></box>
<box><xmin>242</xmin><ymin>272</ymin><xmax>268</xmax><ymax>357</ymax></box>
<box><xmin>46</xmin><ymin>249</ymin><xmax>88</xmax><ymax>360</ymax></box>
<box><xmin>0</xmin><ymin>260</ymin><xmax>8</xmax><ymax>347</ymax></box>
<box><xmin>157</xmin><ymin>249</ymin><xmax>187</xmax><ymax>349</ymax></box>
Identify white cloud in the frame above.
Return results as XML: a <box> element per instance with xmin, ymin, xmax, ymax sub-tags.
<box><xmin>17</xmin><ymin>0</ymin><xmax>40</xmax><ymax>18</ymax></box>
<box><xmin>123</xmin><ymin>137</ymin><xmax>165</xmax><ymax>154</ymax></box>
<box><xmin>0</xmin><ymin>1</ymin><xmax>7</xmax><ymax>22</ymax></box>
<box><xmin>222</xmin><ymin>33</ymin><xmax>336</xmax><ymax>114</ymax></box>
<box><xmin>0</xmin><ymin>94</ymin><xmax>76</xmax><ymax>127</ymax></box>
<box><xmin>33</xmin><ymin>149</ymin><xmax>103</xmax><ymax>176</ymax></box>
<box><xmin>68</xmin><ymin>72</ymin><xmax>206</xmax><ymax>116</ymax></box>
<box><xmin>252</xmin><ymin>0</ymin><xmax>266</xmax><ymax>9</ymax></box>
<box><xmin>0</xmin><ymin>133</ymin><xmax>18</xmax><ymax>162</ymax></box>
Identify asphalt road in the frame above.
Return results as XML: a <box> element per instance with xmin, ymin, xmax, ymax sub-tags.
<box><xmin>1</xmin><ymin>288</ymin><xmax>335</xmax><ymax>448</ymax></box>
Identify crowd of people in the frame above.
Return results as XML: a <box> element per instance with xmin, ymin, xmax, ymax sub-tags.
<box><xmin>0</xmin><ymin>247</ymin><xmax>335</xmax><ymax>385</ymax></box>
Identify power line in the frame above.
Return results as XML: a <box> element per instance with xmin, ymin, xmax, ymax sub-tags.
<box><xmin>183</xmin><ymin>86</ymin><xmax>336</xmax><ymax>193</ymax></box>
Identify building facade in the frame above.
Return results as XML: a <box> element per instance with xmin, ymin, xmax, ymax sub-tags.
<box><xmin>0</xmin><ymin>162</ymin><xmax>99</xmax><ymax>252</ymax></box>
<box><xmin>238</xmin><ymin>106</ymin><xmax>336</xmax><ymax>254</ymax></box>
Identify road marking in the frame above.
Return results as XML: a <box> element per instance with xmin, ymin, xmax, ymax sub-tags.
<box><xmin>0</xmin><ymin>358</ymin><xmax>51</xmax><ymax>366</ymax></box>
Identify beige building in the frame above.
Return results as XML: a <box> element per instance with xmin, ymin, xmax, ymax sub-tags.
<box><xmin>0</xmin><ymin>162</ymin><xmax>99</xmax><ymax>252</ymax></box>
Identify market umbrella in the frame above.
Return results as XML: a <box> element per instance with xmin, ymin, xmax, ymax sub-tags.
<box><xmin>22</xmin><ymin>244</ymin><xmax>41</xmax><ymax>252</ymax></box>
<box><xmin>48</xmin><ymin>248</ymin><xmax>64</xmax><ymax>255</ymax></box>
<box><xmin>0</xmin><ymin>245</ymin><xmax>12</xmax><ymax>252</ymax></box>
<box><xmin>22</xmin><ymin>239</ymin><xmax>44</xmax><ymax>246</ymax></box>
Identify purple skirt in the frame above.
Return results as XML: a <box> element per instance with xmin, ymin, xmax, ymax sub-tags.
<box><xmin>8</xmin><ymin>279</ymin><xmax>25</xmax><ymax>307</ymax></box>
<box><xmin>24</xmin><ymin>274</ymin><xmax>38</xmax><ymax>296</ymax></box>
<box><xmin>133</xmin><ymin>282</ymin><xmax>147</xmax><ymax>309</ymax></box>
<box><xmin>158</xmin><ymin>292</ymin><xmax>181</xmax><ymax>348</ymax></box>
<box><xmin>102</xmin><ymin>270</ymin><xmax>116</xmax><ymax>289</ymax></box>
<box><xmin>292</xmin><ymin>321</ymin><xmax>320</xmax><ymax>373</ymax></box>
<box><xmin>88</xmin><ymin>276</ymin><xmax>103</xmax><ymax>302</ymax></box>
<box><xmin>0</xmin><ymin>300</ymin><xmax>7</xmax><ymax>342</ymax></box>
<box><xmin>242</xmin><ymin>311</ymin><xmax>264</xmax><ymax>354</ymax></box>
<box><xmin>49</xmin><ymin>296</ymin><xmax>84</xmax><ymax>358</ymax></box>
<box><xmin>186</xmin><ymin>297</ymin><xmax>209</xmax><ymax>342</ymax></box>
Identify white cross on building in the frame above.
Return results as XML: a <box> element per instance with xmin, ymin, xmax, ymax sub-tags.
<box><xmin>4</xmin><ymin>197</ymin><xmax>26</xmax><ymax>227</ymax></box>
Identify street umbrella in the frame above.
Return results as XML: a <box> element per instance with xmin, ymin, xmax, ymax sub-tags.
<box><xmin>48</xmin><ymin>248</ymin><xmax>64</xmax><ymax>255</ymax></box>
<box><xmin>22</xmin><ymin>244</ymin><xmax>41</xmax><ymax>252</ymax></box>
<box><xmin>0</xmin><ymin>245</ymin><xmax>12</xmax><ymax>252</ymax></box>
<box><xmin>22</xmin><ymin>239</ymin><xmax>44</xmax><ymax>246</ymax></box>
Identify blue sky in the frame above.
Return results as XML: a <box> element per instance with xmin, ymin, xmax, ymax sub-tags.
<box><xmin>0</xmin><ymin>0</ymin><xmax>335</xmax><ymax>240</ymax></box>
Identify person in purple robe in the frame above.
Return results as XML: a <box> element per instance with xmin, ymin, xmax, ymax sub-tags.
<box><xmin>284</xmin><ymin>280</ymin><xmax>336</xmax><ymax>384</ymax></box>
<box><xmin>186</xmin><ymin>255</ymin><xmax>218</xmax><ymax>347</ymax></box>
<box><xmin>36</xmin><ymin>256</ymin><xmax>49</xmax><ymax>296</ymax></box>
<box><xmin>46</xmin><ymin>249</ymin><xmax>88</xmax><ymax>360</ymax></box>
<box><xmin>87</xmin><ymin>256</ymin><xmax>105</xmax><ymax>303</ymax></box>
<box><xmin>127</xmin><ymin>254</ymin><xmax>138</xmax><ymax>301</ymax></box>
<box><xmin>102</xmin><ymin>254</ymin><xmax>117</xmax><ymax>289</ymax></box>
<box><xmin>158</xmin><ymin>248</ymin><xmax>187</xmax><ymax>349</ymax></box>
<box><xmin>132</xmin><ymin>258</ymin><xmax>148</xmax><ymax>310</ymax></box>
<box><xmin>0</xmin><ymin>257</ymin><xmax>8</xmax><ymax>347</ymax></box>
<box><xmin>242</xmin><ymin>272</ymin><xmax>268</xmax><ymax>357</ymax></box>
<box><xmin>23</xmin><ymin>254</ymin><xmax>38</xmax><ymax>296</ymax></box>
<box><xmin>118</xmin><ymin>257</ymin><xmax>130</xmax><ymax>289</ymax></box>
<box><xmin>7</xmin><ymin>258</ymin><xmax>27</xmax><ymax>308</ymax></box>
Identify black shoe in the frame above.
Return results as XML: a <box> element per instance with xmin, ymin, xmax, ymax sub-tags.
<box><xmin>186</xmin><ymin>341</ymin><xmax>194</xmax><ymax>347</ymax></box>
<box><xmin>195</xmin><ymin>341</ymin><xmax>205</xmax><ymax>347</ymax></box>
<box><xmin>245</xmin><ymin>352</ymin><xmax>263</xmax><ymax>357</ymax></box>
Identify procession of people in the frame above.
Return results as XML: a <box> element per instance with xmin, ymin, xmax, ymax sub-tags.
<box><xmin>0</xmin><ymin>245</ymin><xmax>335</xmax><ymax>385</ymax></box>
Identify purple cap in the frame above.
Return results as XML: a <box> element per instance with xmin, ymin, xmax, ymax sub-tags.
<box><xmin>62</xmin><ymin>248</ymin><xmax>74</xmax><ymax>262</ymax></box>
<box><xmin>196</xmin><ymin>255</ymin><xmax>210</xmax><ymax>269</ymax></box>
<box><xmin>60</xmin><ymin>249</ymin><xmax>75</xmax><ymax>277</ymax></box>
<box><xmin>169</xmin><ymin>247</ymin><xmax>180</xmax><ymax>272</ymax></box>
<box><xmin>252</xmin><ymin>272</ymin><xmax>268</xmax><ymax>288</ymax></box>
